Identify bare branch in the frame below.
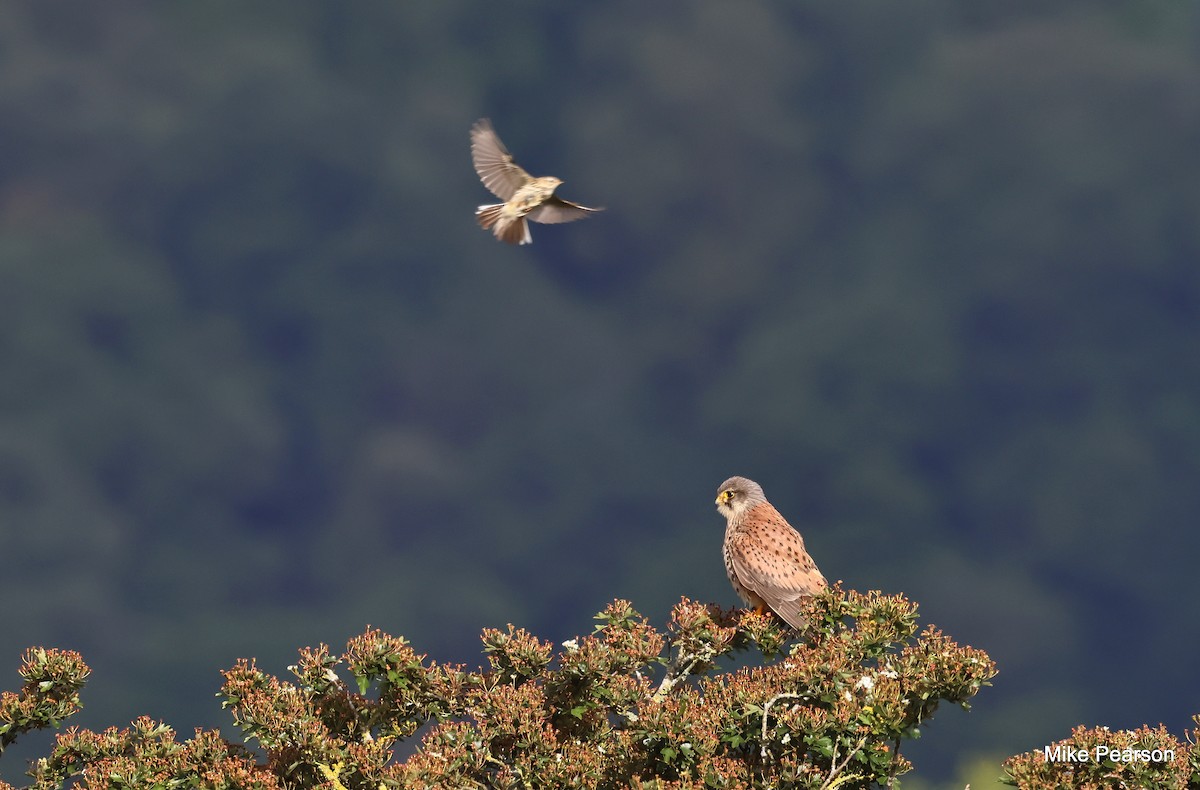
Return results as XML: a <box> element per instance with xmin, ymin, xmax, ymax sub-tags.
<box><xmin>759</xmin><ymin>692</ymin><xmax>807</xmax><ymax>759</ymax></box>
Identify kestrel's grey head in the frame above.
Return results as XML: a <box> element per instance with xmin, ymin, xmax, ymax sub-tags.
<box><xmin>715</xmin><ymin>476</ymin><xmax>767</xmax><ymax>521</ymax></box>
<box><xmin>716</xmin><ymin>475</ymin><xmax>827</xmax><ymax>630</ymax></box>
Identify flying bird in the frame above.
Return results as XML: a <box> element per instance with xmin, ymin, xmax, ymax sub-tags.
<box><xmin>470</xmin><ymin>118</ymin><xmax>602</xmax><ymax>245</ymax></box>
<box><xmin>715</xmin><ymin>476</ymin><xmax>827</xmax><ymax>629</ymax></box>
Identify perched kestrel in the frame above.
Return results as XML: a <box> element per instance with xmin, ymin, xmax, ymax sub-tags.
<box><xmin>715</xmin><ymin>476</ymin><xmax>827</xmax><ymax>629</ymax></box>
<box><xmin>470</xmin><ymin>118</ymin><xmax>602</xmax><ymax>245</ymax></box>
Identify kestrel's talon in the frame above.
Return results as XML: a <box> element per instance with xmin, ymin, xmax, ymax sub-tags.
<box><xmin>470</xmin><ymin>118</ymin><xmax>602</xmax><ymax>245</ymax></box>
<box><xmin>716</xmin><ymin>476</ymin><xmax>827</xmax><ymax>631</ymax></box>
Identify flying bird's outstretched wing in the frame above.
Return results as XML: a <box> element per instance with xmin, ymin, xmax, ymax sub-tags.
<box><xmin>470</xmin><ymin>119</ymin><xmax>530</xmax><ymax>200</ymax></box>
<box><xmin>527</xmin><ymin>196</ymin><xmax>603</xmax><ymax>224</ymax></box>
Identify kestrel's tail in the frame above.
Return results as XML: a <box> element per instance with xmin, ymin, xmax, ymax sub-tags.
<box><xmin>476</xmin><ymin>203</ymin><xmax>532</xmax><ymax>245</ymax></box>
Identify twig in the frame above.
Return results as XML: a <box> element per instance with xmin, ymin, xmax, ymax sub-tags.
<box><xmin>650</xmin><ymin>640</ymin><xmax>717</xmax><ymax>704</ymax></box>
<box><xmin>760</xmin><ymin>695</ymin><xmax>865</xmax><ymax>789</ymax></box>
<box><xmin>759</xmin><ymin>692</ymin><xmax>806</xmax><ymax>758</ymax></box>
<box><xmin>820</xmin><ymin>735</ymin><xmax>867</xmax><ymax>790</ymax></box>
<box><xmin>885</xmin><ymin>735</ymin><xmax>903</xmax><ymax>789</ymax></box>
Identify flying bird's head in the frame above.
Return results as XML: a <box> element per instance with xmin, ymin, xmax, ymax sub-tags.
<box><xmin>715</xmin><ymin>476</ymin><xmax>767</xmax><ymax>520</ymax></box>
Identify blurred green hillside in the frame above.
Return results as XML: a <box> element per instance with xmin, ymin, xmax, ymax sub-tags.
<box><xmin>1</xmin><ymin>3</ymin><xmax>1198</xmax><ymax>785</ymax></box>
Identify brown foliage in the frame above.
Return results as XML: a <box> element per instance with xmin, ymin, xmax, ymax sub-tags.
<box><xmin>2</xmin><ymin>586</ymin><xmax>997</xmax><ymax>789</ymax></box>
<box><xmin>0</xmin><ymin>649</ymin><xmax>88</xmax><ymax>757</ymax></box>
<box><xmin>1002</xmin><ymin>721</ymin><xmax>1200</xmax><ymax>789</ymax></box>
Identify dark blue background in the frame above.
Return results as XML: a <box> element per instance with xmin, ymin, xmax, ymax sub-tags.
<box><xmin>2</xmin><ymin>4</ymin><xmax>1198</xmax><ymax>787</ymax></box>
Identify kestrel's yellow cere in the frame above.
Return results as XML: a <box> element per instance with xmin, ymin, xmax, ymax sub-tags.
<box><xmin>715</xmin><ymin>476</ymin><xmax>828</xmax><ymax>629</ymax></box>
<box><xmin>470</xmin><ymin>118</ymin><xmax>602</xmax><ymax>245</ymax></box>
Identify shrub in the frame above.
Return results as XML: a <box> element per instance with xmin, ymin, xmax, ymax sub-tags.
<box><xmin>1</xmin><ymin>585</ymin><xmax>995</xmax><ymax>789</ymax></box>
<box><xmin>1002</xmin><ymin>721</ymin><xmax>1200</xmax><ymax>789</ymax></box>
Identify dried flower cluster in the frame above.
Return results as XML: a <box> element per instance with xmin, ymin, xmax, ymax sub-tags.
<box><xmin>0</xmin><ymin>649</ymin><xmax>88</xmax><ymax>758</ymax></box>
<box><xmin>1</xmin><ymin>586</ymin><xmax>998</xmax><ymax>789</ymax></box>
<box><xmin>1003</xmin><ymin>721</ymin><xmax>1200</xmax><ymax>789</ymax></box>
<box><xmin>28</xmin><ymin>718</ymin><xmax>277</xmax><ymax>790</ymax></box>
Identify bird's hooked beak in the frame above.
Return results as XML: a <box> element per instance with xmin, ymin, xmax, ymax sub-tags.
<box><xmin>716</xmin><ymin>490</ymin><xmax>733</xmax><ymax>508</ymax></box>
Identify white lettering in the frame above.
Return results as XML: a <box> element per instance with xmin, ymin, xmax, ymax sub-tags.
<box><xmin>1093</xmin><ymin>746</ymin><xmax>1175</xmax><ymax>763</ymax></box>
<box><xmin>1043</xmin><ymin>745</ymin><xmax>1088</xmax><ymax>762</ymax></box>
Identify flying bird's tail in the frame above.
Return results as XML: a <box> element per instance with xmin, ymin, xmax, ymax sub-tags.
<box><xmin>476</xmin><ymin>203</ymin><xmax>532</xmax><ymax>245</ymax></box>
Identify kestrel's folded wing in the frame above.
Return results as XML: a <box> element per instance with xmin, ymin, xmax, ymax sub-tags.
<box><xmin>471</xmin><ymin>119</ymin><xmax>530</xmax><ymax>200</ymax></box>
<box><xmin>527</xmin><ymin>196</ymin><xmax>604</xmax><ymax>224</ymax></box>
<box><xmin>727</xmin><ymin>512</ymin><xmax>827</xmax><ymax>629</ymax></box>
